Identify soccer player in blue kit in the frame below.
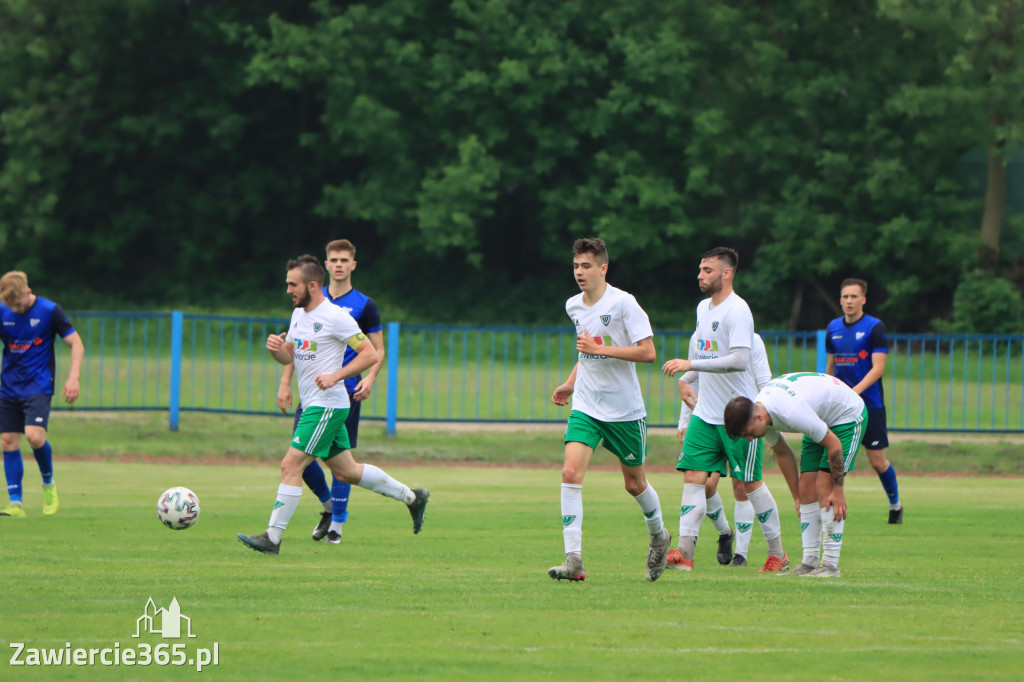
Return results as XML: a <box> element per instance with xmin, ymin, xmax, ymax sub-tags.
<box><xmin>825</xmin><ymin>278</ymin><xmax>903</xmax><ymax>524</ymax></box>
<box><xmin>276</xmin><ymin>240</ymin><xmax>387</xmax><ymax>544</ymax></box>
<box><xmin>0</xmin><ymin>271</ymin><xmax>84</xmax><ymax>518</ymax></box>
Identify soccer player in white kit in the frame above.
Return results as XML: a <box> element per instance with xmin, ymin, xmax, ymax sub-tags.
<box><xmin>549</xmin><ymin>238</ymin><xmax>671</xmax><ymax>582</ymax></box>
<box><xmin>724</xmin><ymin>372</ymin><xmax>868</xmax><ymax>577</ymax></box>
<box><xmin>237</xmin><ymin>256</ymin><xmax>428</xmax><ymax>555</ymax></box>
<box><xmin>662</xmin><ymin>247</ymin><xmax>790</xmax><ymax>573</ymax></box>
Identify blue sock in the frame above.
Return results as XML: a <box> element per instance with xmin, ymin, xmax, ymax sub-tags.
<box><xmin>3</xmin><ymin>450</ymin><xmax>24</xmax><ymax>503</ymax></box>
<box><xmin>302</xmin><ymin>460</ymin><xmax>331</xmax><ymax>503</ymax></box>
<box><xmin>878</xmin><ymin>464</ymin><xmax>899</xmax><ymax>506</ymax></box>
<box><xmin>33</xmin><ymin>441</ymin><xmax>54</xmax><ymax>485</ymax></box>
<box><xmin>331</xmin><ymin>477</ymin><xmax>351</xmax><ymax>524</ymax></box>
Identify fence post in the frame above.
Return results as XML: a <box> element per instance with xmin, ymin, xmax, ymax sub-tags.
<box><xmin>386</xmin><ymin>321</ymin><xmax>400</xmax><ymax>438</ymax></box>
<box><xmin>816</xmin><ymin>329</ymin><xmax>827</xmax><ymax>373</ymax></box>
<box><xmin>169</xmin><ymin>311</ymin><xmax>183</xmax><ymax>431</ymax></box>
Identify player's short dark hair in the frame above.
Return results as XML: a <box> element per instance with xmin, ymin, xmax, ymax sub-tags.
<box><xmin>841</xmin><ymin>278</ymin><xmax>868</xmax><ymax>295</ymax></box>
<box><xmin>723</xmin><ymin>396</ymin><xmax>755</xmax><ymax>439</ymax></box>
<box><xmin>286</xmin><ymin>255</ymin><xmax>325</xmax><ymax>286</ymax></box>
<box><xmin>572</xmin><ymin>238</ymin><xmax>609</xmax><ymax>265</ymax></box>
<box><xmin>325</xmin><ymin>239</ymin><xmax>356</xmax><ymax>257</ymax></box>
<box><xmin>701</xmin><ymin>247</ymin><xmax>739</xmax><ymax>270</ymax></box>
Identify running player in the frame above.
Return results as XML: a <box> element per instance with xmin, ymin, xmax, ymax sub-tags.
<box><xmin>826</xmin><ymin>278</ymin><xmax>902</xmax><ymax>524</ymax></box>
<box><xmin>237</xmin><ymin>256</ymin><xmax>426</xmax><ymax>555</ymax></box>
<box><xmin>548</xmin><ymin>238</ymin><xmax>670</xmax><ymax>582</ymax></box>
<box><xmin>724</xmin><ymin>372</ymin><xmax>867</xmax><ymax>577</ymax></box>
<box><xmin>662</xmin><ymin>247</ymin><xmax>789</xmax><ymax>573</ymax></box>
<box><xmin>277</xmin><ymin>239</ymin><xmax>386</xmax><ymax>544</ymax></box>
<box><xmin>0</xmin><ymin>271</ymin><xmax>84</xmax><ymax>518</ymax></box>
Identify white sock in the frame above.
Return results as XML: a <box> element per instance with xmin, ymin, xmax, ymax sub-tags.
<box><xmin>820</xmin><ymin>506</ymin><xmax>845</xmax><ymax>568</ymax></box>
<box><xmin>267</xmin><ymin>484</ymin><xmax>302</xmax><ymax>543</ymax></box>
<box><xmin>734</xmin><ymin>500</ymin><xmax>754</xmax><ymax>557</ymax></box>
<box><xmin>705</xmin><ymin>492</ymin><xmax>731</xmax><ymax>535</ymax></box>
<box><xmin>358</xmin><ymin>464</ymin><xmax>414</xmax><ymax>504</ymax></box>
<box><xmin>322</xmin><ymin>498</ymin><xmax>332</xmax><ymax>513</ymax></box>
<box><xmin>677</xmin><ymin>483</ymin><xmax>706</xmax><ymax>558</ymax></box>
<box><xmin>747</xmin><ymin>484</ymin><xmax>784</xmax><ymax>557</ymax></box>
<box><xmin>800</xmin><ymin>503</ymin><xmax>821</xmax><ymax>568</ymax></box>
<box><xmin>633</xmin><ymin>483</ymin><xmax>665</xmax><ymax>536</ymax></box>
<box><xmin>561</xmin><ymin>484</ymin><xmax>583</xmax><ymax>554</ymax></box>
<box><xmin>328</xmin><ymin>521</ymin><xmax>344</xmax><ymax>535</ymax></box>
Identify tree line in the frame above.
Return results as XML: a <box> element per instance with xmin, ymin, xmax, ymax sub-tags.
<box><xmin>1</xmin><ymin>0</ymin><xmax>1022</xmax><ymax>332</ymax></box>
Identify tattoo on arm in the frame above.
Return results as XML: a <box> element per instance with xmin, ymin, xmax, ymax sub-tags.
<box><xmin>828</xmin><ymin>448</ymin><xmax>846</xmax><ymax>487</ymax></box>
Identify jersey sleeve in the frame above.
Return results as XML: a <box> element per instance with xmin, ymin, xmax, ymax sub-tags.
<box><xmin>726</xmin><ymin>303</ymin><xmax>754</xmax><ymax>350</ymax></box>
<box><xmin>763</xmin><ymin>425</ymin><xmax>781</xmax><ymax>447</ymax></box>
<box><xmin>870</xmin><ymin>320</ymin><xmax>889</xmax><ymax>354</ymax></box>
<box><xmin>752</xmin><ymin>335</ymin><xmax>772</xmax><ymax>387</ymax></box>
<box><xmin>620</xmin><ymin>294</ymin><xmax>654</xmax><ymax>344</ymax></box>
<box><xmin>784</xmin><ymin>402</ymin><xmax>829</xmax><ymax>443</ymax></box>
<box><xmin>360</xmin><ymin>298</ymin><xmax>383</xmax><ymax>334</ymax></box>
<box><xmin>824</xmin><ymin>324</ymin><xmax>836</xmax><ymax>354</ymax></box>
<box><xmin>334</xmin><ymin>309</ymin><xmax>362</xmax><ymax>342</ymax></box>
<box><xmin>50</xmin><ymin>304</ymin><xmax>76</xmax><ymax>338</ymax></box>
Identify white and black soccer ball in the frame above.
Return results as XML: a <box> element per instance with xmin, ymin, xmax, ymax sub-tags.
<box><xmin>157</xmin><ymin>487</ymin><xmax>201</xmax><ymax>530</ymax></box>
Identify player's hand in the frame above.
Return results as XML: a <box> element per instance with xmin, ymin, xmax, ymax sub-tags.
<box><xmin>678</xmin><ymin>380</ymin><xmax>696</xmax><ymax>409</ymax></box>
<box><xmin>826</xmin><ymin>487</ymin><xmax>847</xmax><ymax>522</ymax></box>
<box><xmin>576</xmin><ymin>329</ymin><xmax>601</xmax><ymax>356</ymax></box>
<box><xmin>62</xmin><ymin>378</ymin><xmax>80</xmax><ymax>404</ymax></box>
<box><xmin>551</xmin><ymin>383</ymin><xmax>574</xmax><ymax>406</ymax></box>
<box><xmin>315</xmin><ymin>373</ymin><xmax>340</xmax><ymax>390</ymax></box>
<box><xmin>352</xmin><ymin>377</ymin><xmax>374</xmax><ymax>401</ymax></box>
<box><xmin>662</xmin><ymin>358</ymin><xmax>691</xmax><ymax>376</ymax></box>
<box><xmin>266</xmin><ymin>332</ymin><xmax>287</xmax><ymax>352</ymax></box>
<box><xmin>677</xmin><ymin>428</ymin><xmax>686</xmax><ymax>445</ymax></box>
<box><xmin>276</xmin><ymin>384</ymin><xmax>293</xmax><ymax>413</ymax></box>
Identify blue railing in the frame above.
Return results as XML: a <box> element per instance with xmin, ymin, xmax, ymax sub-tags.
<box><xmin>49</xmin><ymin>313</ymin><xmax>1024</xmax><ymax>434</ymax></box>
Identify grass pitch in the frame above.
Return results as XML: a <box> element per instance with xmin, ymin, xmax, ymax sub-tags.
<box><xmin>1</xmin><ymin>462</ymin><xmax>1021</xmax><ymax>681</ymax></box>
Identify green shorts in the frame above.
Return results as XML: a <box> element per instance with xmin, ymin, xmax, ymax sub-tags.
<box><xmin>677</xmin><ymin>415</ymin><xmax>763</xmax><ymax>482</ymax></box>
<box><xmin>799</xmin><ymin>407</ymin><xmax>867</xmax><ymax>473</ymax></box>
<box><xmin>292</xmin><ymin>406</ymin><xmax>351</xmax><ymax>459</ymax></box>
<box><xmin>564</xmin><ymin>410</ymin><xmax>647</xmax><ymax>467</ymax></box>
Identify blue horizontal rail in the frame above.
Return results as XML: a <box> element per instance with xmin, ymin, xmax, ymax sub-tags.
<box><xmin>43</xmin><ymin>313</ymin><xmax>1023</xmax><ymax>434</ymax></box>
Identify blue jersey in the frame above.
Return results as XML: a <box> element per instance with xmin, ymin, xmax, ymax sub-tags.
<box><xmin>825</xmin><ymin>314</ymin><xmax>888</xmax><ymax>409</ymax></box>
<box><xmin>322</xmin><ymin>287</ymin><xmax>382</xmax><ymax>393</ymax></box>
<box><xmin>0</xmin><ymin>296</ymin><xmax>76</xmax><ymax>399</ymax></box>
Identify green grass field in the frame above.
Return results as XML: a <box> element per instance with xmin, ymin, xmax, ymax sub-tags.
<box><xmin>1</xmin><ymin>461</ymin><xmax>1021</xmax><ymax>681</ymax></box>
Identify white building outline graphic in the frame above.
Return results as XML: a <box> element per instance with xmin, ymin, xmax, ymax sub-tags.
<box><xmin>133</xmin><ymin>597</ymin><xmax>196</xmax><ymax>639</ymax></box>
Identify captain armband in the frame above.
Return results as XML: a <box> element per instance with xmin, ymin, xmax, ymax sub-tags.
<box><xmin>345</xmin><ymin>331</ymin><xmax>369</xmax><ymax>350</ymax></box>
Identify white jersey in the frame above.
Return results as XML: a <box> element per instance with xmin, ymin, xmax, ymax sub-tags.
<box><xmin>286</xmin><ymin>299</ymin><xmax>363</xmax><ymax>410</ymax></box>
<box><xmin>679</xmin><ymin>333</ymin><xmax>771</xmax><ymax>430</ymax></box>
<box><xmin>690</xmin><ymin>291</ymin><xmax>756</xmax><ymax>425</ymax></box>
<box><xmin>757</xmin><ymin>372</ymin><xmax>866</xmax><ymax>447</ymax></box>
<box><xmin>566</xmin><ymin>285</ymin><xmax>653</xmax><ymax>422</ymax></box>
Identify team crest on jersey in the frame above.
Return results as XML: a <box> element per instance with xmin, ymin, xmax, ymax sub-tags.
<box><xmin>855</xmin><ymin>331</ymin><xmax>865</xmax><ymax>340</ymax></box>
<box><xmin>711</xmin><ymin>321</ymin><xmax>719</xmax><ymax>331</ymax></box>
<box><xmin>600</xmin><ymin>315</ymin><xmax>611</xmax><ymax>326</ymax></box>
<box><xmin>30</xmin><ymin>318</ymin><xmax>40</xmax><ymax>327</ymax></box>
<box><xmin>313</xmin><ymin>323</ymin><xmax>323</xmax><ymax>333</ymax></box>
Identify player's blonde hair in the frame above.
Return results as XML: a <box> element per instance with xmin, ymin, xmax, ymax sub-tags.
<box><xmin>325</xmin><ymin>239</ymin><xmax>356</xmax><ymax>258</ymax></box>
<box><xmin>0</xmin><ymin>271</ymin><xmax>29</xmax><ymax>307</ymax></box>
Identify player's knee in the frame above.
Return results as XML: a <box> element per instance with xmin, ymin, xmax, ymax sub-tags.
<box><xmin>561</xmin><ymin>464</ymin><xmax>584</xmax><ymax>485</ymax></box>
<box><xmin>24</xmin><ymin>432</ymin><xmax>46</xmax><ymax>450</ymax></box>
<box><xmin>624</xmin><ymin>478</ymin><xmax>646</xmax><ymax>496</ymax></box>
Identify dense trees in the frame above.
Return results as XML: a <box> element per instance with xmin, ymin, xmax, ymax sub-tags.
<box><xmin>1</xmin><ymin>0</ymin><xmax>1021</xmax><ymax>331</ymax></box>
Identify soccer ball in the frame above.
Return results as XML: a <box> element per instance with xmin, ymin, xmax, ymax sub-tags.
<box><xmin>157</xmin><ymin>487</ymin><xmax>201</xmax><ymax>530</ymax></box>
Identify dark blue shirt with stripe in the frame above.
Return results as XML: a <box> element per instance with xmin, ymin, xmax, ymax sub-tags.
<box><xmin>825</xmin><ymin>314</ymin><xmax>888</xmax><ymax>410</ymax></box>
<box><xmin>323</xmin><ymin>287</ymin><xmax>382</xmax><ymax>393</ymax></box>
<box><xmin>0</xmin><ymin>297</ymin><xmax>76</xmax><ymax>399</ymax></box>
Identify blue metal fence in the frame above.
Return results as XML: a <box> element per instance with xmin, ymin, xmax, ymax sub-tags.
<box><xmin>49</xmin><ymin>313</ymin><xmax>1024</xmax><ymax>434</ymax></box>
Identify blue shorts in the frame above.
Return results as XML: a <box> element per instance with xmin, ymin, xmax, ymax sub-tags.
<box><xmin>864</xmin><ymin>407</ymin><xmax>889</xmax><ymax>450</ymax></box>
<box><xmin>0</xmin><ymin>394</ymin><xmax>52</xmax><ymax>433</ymax></box>
<box><xmin>294</xmin><ymin>395</ymin><xmax>361</xmax><ymax>448</ymax></box>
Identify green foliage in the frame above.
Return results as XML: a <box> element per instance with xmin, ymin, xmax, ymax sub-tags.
<box><xmin>932</xmin><ymin>269</ymin><xmax>1024</xmax><ymax>333</ymax></box>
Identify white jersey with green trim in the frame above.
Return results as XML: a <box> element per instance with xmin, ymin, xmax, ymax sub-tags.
<box><xmin>690</xmin><ymin>291</ymin><xmax>756</xmax><ymax>425</ymax></box>
<box><xmin>286</xmin><ymin>298</ymin><xmax>362</xmax><ymax>410</ymax></box>
<box><xmin>566</xmin><ymin>284</ymin><xmax>653</xmax><ymax>422</ymax></box>
<box><xmin>680</xmin><ymin>333</ymin><xmax>771</xmax><ymax>429</ymax></box>
<box><xmin>757</xmin><ymin>372</ymin><xmax>865</xmax><ymax>447</ymax></box>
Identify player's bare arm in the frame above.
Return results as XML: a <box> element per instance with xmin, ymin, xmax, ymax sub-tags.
<box><xmin>266</xmin><ymin>331</ymin><xmax>294</xmax><ymax>365</ymax></box>
<box><xmin>352</xmin><ymin>329</ymin><xmax>385</xmax><ymax>401</ymax></box>
<box><xmin>770</xmin><ymin>435</ymin><xmax>801</xmax><ymax>513</ymax></box>
<box><xmin>276</xmin><ymin>362</ymin><xmax>294</xmax><ymax>413</ymax></box>
<box><xmin>678</xmin><ymin>379</ymin><xmax>696</xmax><ymax>410</ymax></box>
<box><xmin>315</xmin><ymin>334</ymin><xmax>377</xmax><ymax>390</ymax></box>
<box><xmin>552</xmin><ymin>363</ymin><xmax>579</xmax><ymax>406</ymax></box>
<box><xmin>821</xmin><ymin>430</ymin><xmax>848</xmax><ymax>520</ymax></box>
<box><xmin>851</xmin><ymin>352</ymin><xmax>886</xmax><ymax>395</ymax></box>
<box><xmin>825</xmin><ymin>354</ymin><xmax>836</xmax><ymax>376</ymax></box>
<box><xmin>61</xmin><ymin>331</ymin><xmax>84</xmax><ymax>404</ymax></box>
<box><xmin>576</xmin><ymin>331</ymin><xmax>655</xmax><ymax>363</ymax></box>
